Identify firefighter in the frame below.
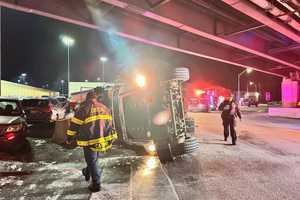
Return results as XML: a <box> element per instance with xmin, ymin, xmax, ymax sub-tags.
<box><xmin>66</xmin><ymin>88</ymin><xmax>117</xmax><ymax>192</ymax></box>
<box><xmin>218</xmin><ymin>95</ymin><xmax>241</xmax><ymax>145</ymax></box>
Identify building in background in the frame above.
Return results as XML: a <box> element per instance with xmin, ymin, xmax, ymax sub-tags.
<box><xmin>1</xmin><ymin>80</ymin><xmax>58</xmax><ymax>97</ymax></box>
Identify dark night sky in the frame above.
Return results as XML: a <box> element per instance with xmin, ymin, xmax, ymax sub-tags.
<box><xmin>1</xmin><ymin>7</ymin><xmax>282</xmax><ymax>100</ymax></box>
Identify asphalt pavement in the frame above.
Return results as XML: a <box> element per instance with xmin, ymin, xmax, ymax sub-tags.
<box><xmin>0</xmin><ymin>112</ymin><xmax>299</xmax><ymax>200</ymax></box>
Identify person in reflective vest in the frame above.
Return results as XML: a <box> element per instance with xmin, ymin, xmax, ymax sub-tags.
<box><xmin>66</xmin><ymin>88</ymin><xmax>117</xmax><ymax>192</ymax></box>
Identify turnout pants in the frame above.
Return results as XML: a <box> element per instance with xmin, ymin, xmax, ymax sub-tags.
<box><xmin>222</xmin><ymin>117</ymin><xmax>237</xmax><ymax>143</ymax></box>
<box><xmin>83</xmin><ymin>147</ymin><xmax>102</xmax><ymax>184</ymax></box>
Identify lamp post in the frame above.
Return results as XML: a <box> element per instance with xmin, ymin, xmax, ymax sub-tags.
<box><xmin>60</xmin><ymin>35</ymin><xmax>75</xmax><ymax>96</ymax></box>
<box><xmin>20</xmin><ymin>73</ymin><xmax>27</xmax><ymax>84</ymax></box>
<box><xmin>100</xmin><ymin>56</ymin><xmax>108</xmax><ymax>82</ymax></box>
<box><xmin>237</xmin><ymin>68</ymin><xmax>253</xmax><ymax>103</ymax></box>
<box><xmin>60</xmin><ymin>80</ymin><xmax>65</xmax><ymax>96</ymax></box>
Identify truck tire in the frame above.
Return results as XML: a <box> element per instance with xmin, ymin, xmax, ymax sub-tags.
<box><xmin>172</xmin><ymin>67</ymin><xmax>190</xmax><ymax>82</ymax></box>
<box><xmin>184</xmin><ymin>137</ymin><xmax>200</xmax><ymax>154</ymax></box>
<box><xmin>185</xmin><ymin>117</ymin><xmax>195</xmax><ymax>134</ymax></box>
<box><xmin>156</xmin><ymin>144</ymin><xmax>174</xmax><ymax>164</ymax></box>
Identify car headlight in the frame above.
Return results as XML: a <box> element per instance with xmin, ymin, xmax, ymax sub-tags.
<box><xmin>6</xmin><ymin>124</ymin><xmax>23</xmax><ymax>133</ymax></box>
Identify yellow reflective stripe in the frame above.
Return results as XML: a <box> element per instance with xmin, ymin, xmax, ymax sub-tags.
<box><xmin>90</xmin><ymin>144</ymin><xmax>112</xmax><ymax>152</ymax></box>
<box><xmin>71</xmin><ymin>117</ymin><xmax>84</xmax><ymax>125</ymax></box>
<box><xmin>76</xmin><ymin>133</ymin><xmax>118</xmax><ymax>146</ymax></box>
<box><xmin>84</xmin><ymin>114</ymin><xmax>112</xmax><ymax>124</ymax></box>
<box><xmin>66</xmin><ymin>130</ymin><xmax>77</xmax><ymax>136</ymax></box>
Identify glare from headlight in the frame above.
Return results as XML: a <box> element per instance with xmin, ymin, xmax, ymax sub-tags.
<box><xmin>6</xmin><ymin>124</ymin><xmax>23</xmax><ymax>132</ymax></box>
<box><xmin>135</xmin><ymin>74</ymin><xmax>146</xmax><ymax>88</ymax></box>
<box><xmin>148</xmin><ymin>144</ymin><xmax>156</xmax><ymax>153</ymax></box>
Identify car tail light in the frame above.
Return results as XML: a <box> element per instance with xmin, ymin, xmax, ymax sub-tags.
<box><xmin>5</xmin><ymin>132</ymin><xmax>16</xmax><ymax>141</ymax></box>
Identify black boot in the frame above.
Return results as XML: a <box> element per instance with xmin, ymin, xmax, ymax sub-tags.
<box><xmin>232</xmin><ymin>138</ymin><xmax>236</xmax><ymax>145</ymax></box>
<box><xmin>88</xmin><ymin>182</ymin><xmax>101</xmax><ymax>192</ymax></box>
<box><xmin>82</xmin><ymin>168</ymin><xmax>90</xmax><ymax>182</ymax></box>
<box><xmin>224</xmin><ymin>137</ymin><xmax>227</xmax><ymax>141</ymax></box>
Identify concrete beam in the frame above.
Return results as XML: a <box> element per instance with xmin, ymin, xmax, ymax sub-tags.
<box><xmin>0</xmin><ymin>1</ymin><xmax>286</xmax><ymax>77</ymax></box>
<box><xmin>101</xmin><ymin>0</ymin><xmax>300</xmax><ymax>71</ymax></box>
<box><xmin>222</xmin><ymin>0</ymin><xmax>300</xmax><ymax>43</ymax></box>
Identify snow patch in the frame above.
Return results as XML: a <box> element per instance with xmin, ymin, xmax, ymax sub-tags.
<box><xmin>28</xmin><ymin>184</ymin><xmax>37</xmax><ymax>190</ymax></box>
<box><xmin>46</xmin><ymin>180</ymin><xmax>73</xmax><ymax>189</ymax></box>
<box><xmin>15</xmin><ymin>180</ymin><xmax>24</xmax><ymax>186</ymax></box>
<box><xmin>0</xmin><ymin>177</ymin><xmax>17</xmax><ymax>186</ymax></box>
<box><xmin>63</xmin><ymin>194</ymin><xmax>88</xmax><ymax>199</ymax></box>
<box><xmin>10</xmin><ymin>165</ymin><xmax>17</xmax><ymax>170</ymax></box>
<box><xmin>33</xmin><ymin>139</ymin><xmax>47</xmax><ymax>146</ymax></box>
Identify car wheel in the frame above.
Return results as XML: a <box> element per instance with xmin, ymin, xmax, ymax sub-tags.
<box><xmin>185</xmin><ymin>117</ymin><xmax>195</xmax><ymax>134</ymax></box>
<box><xmin>156</xmin><ymin>144</ymin><xmax>175</xmax><ymax>164</ymax></box>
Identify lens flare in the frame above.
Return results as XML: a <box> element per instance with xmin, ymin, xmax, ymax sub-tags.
<box><xmin>148</xmin><ymin>144</ymin><xmax>156</xmax><ymax>153</ymax></box>
<box><xmin>135</xmin><ymin>74</ymin><xmax>146</xmax><ymax>88</ymax></box>
<box><xmin>146</xmin><ymin>157</ymin><xmax>157</xmax><ymax>170</ymax></box>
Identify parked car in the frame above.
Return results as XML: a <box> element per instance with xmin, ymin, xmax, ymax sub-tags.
<box><xmin>188</xmin><ymin>97</ymin><xmax>209</xmax><ymax>112</ymax></box>
<box><xmin>22</xmin><ymin>97</ymin><xmax>68</xmax><ymax>124</ymax></box>
<box><xmin>22</xmin><ymin>98</ymin><xmax>52</xmax><ymax>124</ymax></box>
<box><xmin>0</xmin><ymin>98</ymin><xmax>27</xmax><ymax>152</ymax></box>
<box><xmin>187</xmin><ymin>96</ymin><xmax>216</xmax><ymax>112</ymax></box>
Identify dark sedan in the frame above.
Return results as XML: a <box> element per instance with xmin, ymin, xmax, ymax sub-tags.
<box><xmin>0</xmin><ymin>98</ymin><xmax>27</xmax><ymax>152</ymax></box>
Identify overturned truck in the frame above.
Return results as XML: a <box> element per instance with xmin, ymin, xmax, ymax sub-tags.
<box><xmin>71</xmin><ymin>67</ymin><xmax>199</xmax><ymax>163</ymax></box>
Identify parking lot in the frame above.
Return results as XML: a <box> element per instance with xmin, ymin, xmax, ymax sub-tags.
<box><xmin>0</xmin><ymin>111</ymin><xmax>299</xmax><ymax>200</ymax></box>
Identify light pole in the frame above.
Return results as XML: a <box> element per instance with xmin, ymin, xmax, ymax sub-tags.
<box><xmin>60</xmin><ymin>80</ymin><xmax>65</xmax><ymax>96</ymax></box>
<box><xmin>100</xmin><ymin>56</ymin><xmax>108</xmax><ymax>82</ymax></box>
<box><xmin>20</xmin><ymin>73</ymin><xmax>27</xmax><ymax>84</ymax></box>
<box><xmin>237</xmin><ymin>68</ymin><xmax>253</xmax><ymax>103</ymax></box>
<box><xmin>60</xmin><ymin>35</ymin><xmax>75</xmax><ymax>96</ymax></box>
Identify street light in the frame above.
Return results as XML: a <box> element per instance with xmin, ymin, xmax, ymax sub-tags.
<box><xmin>99</xmin><ymin>56</ymin><xmax>108</xmax><ymax>82</ymax></box>
<box><xmin>60</xmin><ymin>35</ymin><xmax>75</xmax><ymax>96</ymax></box>
<box><xmin>19</xmin><ymin>73</ymin><xmax>27</xmax><ymax>84</ymax></box>
<box><xmin>237</xmin><ymin>68</ymin><xmax>253</xmax><ymax>103</ymax></box>
<box><xmin>60</xmin><ymin>80</ymin><xmax>65</xmax><ymax>96</ymax></box>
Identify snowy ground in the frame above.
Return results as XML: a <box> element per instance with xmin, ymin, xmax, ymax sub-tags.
<box><xmin>0</xmin><ymin>112</ymin><xmax>299</xmax><ymax>200</ymax></box>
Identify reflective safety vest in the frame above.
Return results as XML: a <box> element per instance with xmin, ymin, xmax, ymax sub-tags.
<box><xmin>66</xmin><ymin>99</ymin><xmax>117</xmax><ymax>152</ymax></box>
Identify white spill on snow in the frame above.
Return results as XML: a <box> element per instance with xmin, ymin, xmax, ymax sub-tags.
<box><xmin>10</xmin><ymin>164</ymin><xmax>17</xmax><ymax>170</ymax></box>
<box><xmin>33</xmin><ymin>139</ymin><xmax>46</xmax><ymax>146</ymax></box>
<box><xmin>15</xmin><ymin>180</ymin><xmax>24</xmax><ymax>186</ymax></box>
<box><xmin>28</xmin><ymin>184</ymin><xmax>37</xmax><ymax>190</ymax></box>
<box><xmin>46</xmin><ymin>180</ymin><xmax>73</xmax><ymax>189</ymax></box>
<box><xmin>63</xmin><ymin>194</ymin><xmax>88</xmax><ymax>200</ymax></box>
<box><xmin>0</xmin><ymin>177</ymin><xmax>17</xmax><ymax>186</ymax></box>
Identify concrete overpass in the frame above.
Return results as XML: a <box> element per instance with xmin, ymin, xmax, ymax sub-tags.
<box><xmin>0</xmin><ymin>0</ymin><xmax>300</xmax><ymax>79</ymax></box>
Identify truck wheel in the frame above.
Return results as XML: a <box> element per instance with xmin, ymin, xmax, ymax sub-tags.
<box><xmin>156</xmin><ymin>144</ymin><xmax>174</xmax><ymax>164</ymax></box>
<box><xmin>185</xmin><ymin>117</ymin><xmax>195</xmax><ymax>134</ymax></box>
<box><xmin>184</xmin><ymin>137</ymin><xmax>200</xmax><ymax>154</ymax></box>
<box><xmin>172</xmin><ymin>67</ymin><xmax>190</xmax><ymax>82</ymax></box>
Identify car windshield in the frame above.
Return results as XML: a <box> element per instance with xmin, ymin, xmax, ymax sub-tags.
<box><xmin>22</xmin><ymin>99</ymin><xmax>49</xmax><ymax>108</ymax></box>
<box><xmin>0</xmin><ymin>100</ymin><xmax>22</xmax><ymax>116</ymax></box>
